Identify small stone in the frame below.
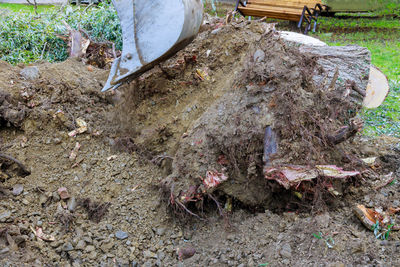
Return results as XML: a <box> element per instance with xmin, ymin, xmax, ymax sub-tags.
<box><xmin>52</xmin><ymin>192</ymin><xmax>61</xmax><ymax>202</ymax></box>
<box><xmin>12</xmin><ymin>184</ymin><xmax>24</xmax><ymax>196</ymax></box>
<box><xmin>253</xmin><ymin>49</ymin><xmax>265</xmax><ymax>62</ymax></box>
<box><xmin>100</xmin><ymin>241</ymin><xmax>114</xmax><ymax>253</ymax></box>
<box><xmin>57</xmin><ymin>187</ymin><xmax>70</xmax><ymax>200</ymax></box>
<box><xmin>178</xmin><ymin>246</ymin><xmax>196</xmax><ymax>260</ymax></box>
<box><xmin>211</xmin><ymin>28</ymin><xmax>221</xmax><ymax>35</ymax></box>
<box><xmin>0</xmin><ymin>247</ymin><xmax>10</xmax><ymax>254</ymax></box>
<box><xmin>125</xmin><ymin>240</ymin><xmax>131</xmax><ymax>246</ymax></box>
<box><xmin>36</xmin><ymin>220</ymin><xmax>43</xmax><ymax>227</ymax></box>
<box><xmin>106</xmin><ymin>224</ymin><xmax>113</xmax><ymax>231</ymax></box>
<box><xmin>88</xmin><ymin>251</ymin><xmax>97</xmax><ymax>260</ymax></box>
<box><xmin>85</xmin><ymin>245</ymin><xmax>95</xmax><ymax>253</ymax></box>
<box><xmin>143</xmin><ymin>250</ymin><xmax>157</xmax><ymax>259</ymax></box>
<box><xmin>67</xmin><ymin>197</ymin><xmax>77</xmax><ymax>212</ymax></box>
<box><xmin>157</xmin><ymin>251</ymin><xmax>165</xmax><ymax>261</ymax></box>
<box><xmin>76</xmin><ymin>240</ymin><xmax>86</xmax><ymax>250</ymax></box>
<box><xmin>131</xmin><ymin>261</ymin><xmax>138</xmax><ymax>267</ymax></box>
<box><xmin>280</xmin><ymin>243</ymin><xmax>292</xmax><ymax>259</ymax></box>
<box><xmin>226</xmin><ymin>234</ymin><xmax>235</xmax><ymax>241</ymax></box>
<box><xmin>0</xmin><ymin>211</ymin><xmax>11</xmax><ymax>222</ymax></box>
<box><xmin>115</xmin><ymin>230</ymin><xmax>128</xmax><ymax>240</ymax></box>
<box><xmin>156</xmin><ymin>227</ymin><xmax>166</xmax><ymax>236</ymax></box>
<box><xmin>62</xmin><ymin>242</ymin><xmax>74</xmax><ymax>252</ymax></box>
<box><xmin>14</xmin><ymin>235</ymin><xmax>28</xmax><ymax>245</ymax></box>
<box><xmin>20</xmin><ymin>66</ymin><xmax>40</xmax><ymax>80</ymax></box>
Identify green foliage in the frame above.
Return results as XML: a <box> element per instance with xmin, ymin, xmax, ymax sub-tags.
<box><xmin>375</xmin><ymin>0</ymin><xmax>400</xmax><ymax>16</ymax></box>
<box><xmin>0</xmin><ymin>2</ymin><xmax>121</xmax><ymax>64</ymax></box>
<box><xmin>312</xmin><ymin>16</ymin><xmax>400</xmax><ymax>137</ymax></box>
<box><xmin>0</xmin><ymin>3</ymin><xmax>55</xmax><ymax>13</ymax></box>
<box><xmin>372</xmin><ymin>221</ymin><xmax>394</xmax><ymax>240</ymax></box>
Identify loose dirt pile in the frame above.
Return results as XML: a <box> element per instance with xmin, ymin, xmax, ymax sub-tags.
<box><xmin>0</xmin><ymin>16</ymin><xmax>399</xmax><ymax>267</ymax></box>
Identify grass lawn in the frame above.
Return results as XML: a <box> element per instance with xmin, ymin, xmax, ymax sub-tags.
<box><xmin>0</xmin><ymin>3</ymin><xmax>55</xmax><ymax>13</ymax></box>
<box><xmin>312</xmin><ymin>17</ymin><xmax>400</xmax><ymax>137</ymax></box>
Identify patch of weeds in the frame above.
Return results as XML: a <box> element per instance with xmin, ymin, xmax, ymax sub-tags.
<box><xmin>372</xmin><ymin>221</ymin><xmax>394</xmax><ymax>240</ymax></box>
<box><xmin>362</xmin><ymin>82</ymin><xmax>400</xmax><ymax>137</ymax></box>
<box><xmin>313</xmin><ymin>232</ymin><xmax>335</xmax><ymax>248</ymax></box>
<box><xmin>0</xmin><ymin>2</ymin><xmax>121</xmax><ymax>64</ymax></box>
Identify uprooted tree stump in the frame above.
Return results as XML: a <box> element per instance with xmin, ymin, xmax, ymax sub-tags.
<box><xmin>114</xmin><ymin>19</ymin><xmax>373</xmax><ymax>215</ymax></box>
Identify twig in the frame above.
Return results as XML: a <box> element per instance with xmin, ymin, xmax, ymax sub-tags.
<box><xmin>208</xmin><ymin>193</ymin><xmax>224</xmax><ymax>216</ymax></box>
<box><xmin>0</xmin><ymin>153</ymin><xmax>31</xmax><ymax>176</ymax></box>
<box><xmin>176</xmin><ymin>200</ymin><xmax>205</xmax><ymax>221</ymax></box>
<box><xmin>327</xmin><ymin>67</ymin><xmax>339</xmax><ymax>91</ymax></box>
<box><xmin>346</xmin><ymin>80</ymin><xmax>366</xmax><ymax>97</ymax></box>
<box><xmin>375</xmin><ymin>174</ymin><xmax>395</xmax><ymax>190</ymax></box>
<box><xmin>40</xmin><ymin>42</ymin><xmax>47</xmax><ymax>60</ymax></box>
<box><xmin>26</xmin><ymin>0</ymin><xmax>38</xmax><ymax>16</ymax></box>
<box><xmin>84</xmin><ymin>3</ymin><xmax>95</xmax><ymax>13</ymax></box>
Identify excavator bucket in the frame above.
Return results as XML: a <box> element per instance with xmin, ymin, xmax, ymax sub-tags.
<box><xmin>102</xmin><ymin>0</ymin><xmax>204</xmax><ymax>92</ymax></box>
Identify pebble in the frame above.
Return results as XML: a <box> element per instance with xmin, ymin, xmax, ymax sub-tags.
<box><xmin>156</xmin><ymin>227</ymin><xmax>166</xmax><ymax>236</ymax></box>
<box><xmin>36</xmin><ymin>220</ymin><xmax>43</xmax><ymax>227</ymax></box>
<box><xmin>20</xmin><ymin>66</ymin><xmax>40</xmax><ymax>80</ymax></box>
<box><xmin>157</xmin><ymin>251</ymin><xmax>165</xmax><ymax>261</ymax></box>
<box><xmin>57</xmin><ymin>187</ymin><xmax>70</xmax><ymax>200</ymax></box>
<box><xmin>88</xmin><ymin>251</ymin><xmax>97</xmax><ymax>260</ymax></box>
<box><xmin>0</xmin><ymin>247</ymin><xmax>10</xmax><ymax>254</ymax></box>
<box><xmin>67</xmin><ymin>197</ymin><xmax>77</xmax><ymax>212</ymax></box>
<box><xmin>0</xmin><ymin>211</ymin><xmax>11</xmax><ymax>222</ymax></box>
<box><xmin>115</xmin><ymin>230</ymin><xmax>128</xmax><ymax>240</ymax></box>
<box><xmin>279</xmin><ymin>243</ymin><xmax>292</xmax><ymax>259</ymax></box>
<box><xmin>62</xmin><ymin>242</ymin><xmax>74</xmax><ymax>252</ymax></box>
<box><xmin>211</xmin><ymin>28</ymin><xmax>222</xmax><ymax>35</ymax></box>
<box><xmin>12</xmin><ymin>184</ymin><xmax>24</xmax><ymax>196</ymax></box>
<box><xmin>131</xmin><ymin>261</ymin><xmax>138</xmax><ymax>267</ymax></box>
<box><xmin>76</xmin><ymin>240</ymin><xmax>86</xmax><ymax>250</ymax></box>
<box><xmin>52</xmin><ymin>192</ymin><xmax>61</xmax><ymax>202</ymax></box>
<box><xmin>253</xmin><ymin>49</ymin><xmax>265</xmax><ymax>62</ymax></box>
<box><xmin>85</xmin><ymin>245</ymin><xmax>96</xmax><ymax>253</ymax></box>
<box><xmin>143</xmin><ymin>250</ymin><xmax>157</xmax><ymax>259</ymax></box>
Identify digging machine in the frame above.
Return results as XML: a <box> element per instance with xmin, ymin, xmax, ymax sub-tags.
<box><xmin>102</xmin><ymin>0</ymin><xmax>204</xmax><ymax>92</ymax></box>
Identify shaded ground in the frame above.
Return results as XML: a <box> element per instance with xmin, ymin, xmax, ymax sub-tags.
<box><xmin>0</xmin><ymin>18</ymin><xmax>399</xmax><ymax>267</ymax></box>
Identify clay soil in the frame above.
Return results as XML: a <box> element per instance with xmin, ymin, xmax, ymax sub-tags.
<box><xmin>0</xmin><ymin>18</ymin><xmax>400</xmax><ymax>267</ymax></box>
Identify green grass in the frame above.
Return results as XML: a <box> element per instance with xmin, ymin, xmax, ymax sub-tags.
<box><xmin>311</xmin><ymin>17</ymin><xmax>400</xmax><ymax>137</ymax></box>
<box><xmin>0</xmin><ymin>3</ymin><xmax>55</xmax><ymax>13</ymax></box>
<box><xmin>0</xmin><ymin>2</ymin><xmax>121</xmax><ymax>64</ymax></box>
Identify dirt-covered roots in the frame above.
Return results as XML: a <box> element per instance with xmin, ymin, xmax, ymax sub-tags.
<box><xmin>155</xmin><ymin>25</ymin><xmax>370</xmax><ymax>214</ymax></box>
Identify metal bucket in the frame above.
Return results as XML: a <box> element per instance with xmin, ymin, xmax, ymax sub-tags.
<box><xmin>102</xmin><ymin>0</ymin><xmax>203</xmax><ymax>91</ymax></box>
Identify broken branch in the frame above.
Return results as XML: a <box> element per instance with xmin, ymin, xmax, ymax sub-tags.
<box><xmin>0</xmin><ymin>153</ymin><xmax>31</xmax><ymax>176</ymax></box>
<box><xmin>327</xmin><ymin>118</ymin><xmax>363</xmax><ymax>146</ymax></box>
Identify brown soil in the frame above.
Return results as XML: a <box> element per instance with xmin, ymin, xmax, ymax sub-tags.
<box><xmin>0</xmin><ymin>17</ymin><xmax>399</xmax><ymax>267</ymax></box>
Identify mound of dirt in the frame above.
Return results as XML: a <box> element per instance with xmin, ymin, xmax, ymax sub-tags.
<box><xmin>108</xmin><ymin>19</ymin><xmax>371</xmax><ymax>211</ymax></box>
<box><xmin>0</xmin><ymin>15</ymin><xmax>399</xmax><ymax>267</ymax></box>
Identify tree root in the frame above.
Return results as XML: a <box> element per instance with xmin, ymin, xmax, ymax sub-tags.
<box><xmin>0</xmin><ymin>153</ymin><xmax>31</xmax><ymax>176</ymax></box>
